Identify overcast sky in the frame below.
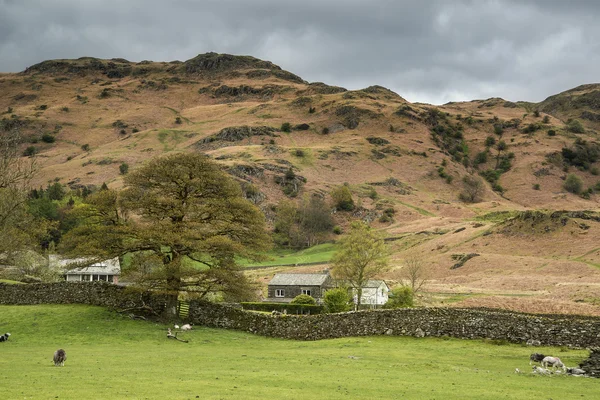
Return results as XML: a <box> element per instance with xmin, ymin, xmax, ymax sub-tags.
<box><xmin>1</xmin><ymin>0</ymin><xmax>599</xmax><ymax>104</ymax></box>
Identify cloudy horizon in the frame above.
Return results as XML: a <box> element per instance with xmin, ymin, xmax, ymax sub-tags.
<box><xmin>1</xmin><ymin>0</ymin><xmax>599</xmax><ymax>105</ymax></box>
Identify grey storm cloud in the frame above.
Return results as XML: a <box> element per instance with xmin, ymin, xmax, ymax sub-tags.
<box><xmin>1</xmin><ymin>0</ymin><xmax>599</xmax><ymax>104</ymax></box>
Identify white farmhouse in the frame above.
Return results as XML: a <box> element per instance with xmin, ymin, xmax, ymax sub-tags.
<box><xmin>61</xmin><ymin>257</ymin><xmax>121</xmax><ymax>284</ymax></box>
<box><xmin>352</xmin><ymin>280</ymin><xmax>389</xmax><ymax>307</ymax></box>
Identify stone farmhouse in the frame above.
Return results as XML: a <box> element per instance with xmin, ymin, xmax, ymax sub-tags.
<box><xmin>267</xmin><ymin>272</ymin><xmax>389</xmax><ymax>307</ymax></box>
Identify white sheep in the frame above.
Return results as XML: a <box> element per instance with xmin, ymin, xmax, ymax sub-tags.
<box><xmin>542</xmin><ymin>356</ymin><xmax>566</xmax><ymax>372</ymax></box>
<box><xmin>180</xmin><ymin>324</ymin><xmax>193</xmax><ymax>331</ymax></box>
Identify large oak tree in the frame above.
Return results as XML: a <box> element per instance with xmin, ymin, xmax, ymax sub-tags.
<box><xmin>61</xmin><ymin>153</ymin><xmax>271</xmax><ymax>315</ymax></box>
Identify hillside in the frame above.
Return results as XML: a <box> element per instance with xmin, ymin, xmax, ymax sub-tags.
<box><xmin>1</xmin><ymin>52</ymin><xmax>600</xmax><ymax>314</ymax></box>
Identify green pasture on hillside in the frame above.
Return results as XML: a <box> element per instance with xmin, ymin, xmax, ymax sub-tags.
<box><xmin>1</xmin><ymin>305</ymin><xmax>597</xmax><ymax>399</ymax></box>
<box><xmin>239</xmin><ymin>242</ymin><xmax>338</xmax><ymax>267</ymax></box>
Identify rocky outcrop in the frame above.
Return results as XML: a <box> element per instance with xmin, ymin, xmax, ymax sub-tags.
<box><xmin>198</xmin><ymin>126</ymin><xmax>277</xmax><ymax>146</ymax></box>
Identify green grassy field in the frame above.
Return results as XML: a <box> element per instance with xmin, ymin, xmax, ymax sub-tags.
<box><xmin>239</xmin><ymin>243</ymin><xmax>338</xmax><ymax>267</ymax></box>
<box><xmin>0</xmin><ymin>305</ymin><xmax>597</xmax><ymax>399</ymax></box>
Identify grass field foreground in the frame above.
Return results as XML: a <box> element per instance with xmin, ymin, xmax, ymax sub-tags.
<box><xmin>0</xmin><ymin>305</ymin><xmax>597</xmax><ymax>399</ymax></box>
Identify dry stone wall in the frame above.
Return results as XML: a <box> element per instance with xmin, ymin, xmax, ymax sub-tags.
<box><xmin>2</xmin><ymin>282</ymin><xmax>600</xmax><ymax>349</ymax></box>
<box><xmin>0</xmin><ymin>282</ymin><xmax>168</xmax><ymax>313</ymax></box>
<box><xmin>189</xmin><ymin>301</ymin><xmax>600</xmax><ymax>348</ymax></box>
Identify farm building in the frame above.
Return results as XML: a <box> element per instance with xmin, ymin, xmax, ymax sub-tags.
<box><xmin>267</xmin><ymin>273</ymin><xmax>333</xmax><ymax>303</ymax></box>
<box><xmin>63</xmin><ymin>257</ymin><xmax>121</xmax><ymax>284</ymax></box>
<box><xmin>267</xmin><ymin>272</ymin><xmax>389</xmax><ymax>307</ymax></box>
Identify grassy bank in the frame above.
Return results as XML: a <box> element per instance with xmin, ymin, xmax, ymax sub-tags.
<box><xmin>0</xmin><ymin>305</ymin><xmax>595</xmax><ymax>399</ymax></box>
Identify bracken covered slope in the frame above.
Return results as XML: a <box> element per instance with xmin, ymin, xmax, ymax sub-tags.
<box><xmin>1</xmin><ymin>53</ymin><xmax>599</xmax><ymax>314</ymax></box>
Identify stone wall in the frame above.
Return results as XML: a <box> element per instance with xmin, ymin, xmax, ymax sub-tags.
<box><xmin>2</xmin><ymin>282</ymin><xmax>600</xmax><ymax>349</ymax></box>
<box><xmin>189</xmin><ymin>300</ymin><xmax>600</xmax><ymax>348</ymax></box>
<box><xmin>0</xmin><ymin>282</ymin><xmax>168</xmax><ymax>314</ymax></box>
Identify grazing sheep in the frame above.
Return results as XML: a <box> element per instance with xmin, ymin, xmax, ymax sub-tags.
<box><xmin>174</xmin><ymin>324</ymin><xmax>180</xmax><ymax>329</ymax></box>
<box><xmin>542</xmin><ymin>356</ymin><xmax>566</xmax><ymax>372</ymax></box>
<box><xmin>529</xmin><ymin>353</ymin><xmax>545</xmax><ymax>365</ymax></box>
<box><xmin>526</xmin><ymin>339</ymin><xmax>541</xmax><ymax>346</ymax></box>
<box><xmin>180</xmin><ymin>324</ymin><xmax>193</xmax><ymax>331</ymax></box>
<box><xmin>53</xmin><ymin>349</ymin><xmax>67</xmax><ymax>366</ymax></box>
<box><xmin>532</xmin><ymin>365</ymin><xmax>551</xmax><ymax>375</ymax></box>
<box><xmin>567</xmin><ymin>367</ymin><xmax>586</xmax><ymax>376</ymax></box>
<box><xmin>0</xmin><ymin>332</ymin><xmax>10</xmax><ymax>342</ymax></box>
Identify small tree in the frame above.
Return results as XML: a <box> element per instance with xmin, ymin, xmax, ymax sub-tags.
<box><xmin>332</xmin><ymin>221</ymin><xmax>389</xmax><ymax>308</ymax></box>
<box><xmin>458</xmin><ymin>175</ymin><xmax>484</xmax><ymax>203</ymax></box>
<box><xmin>384</xmin><ymin>286</ymin><xmax>414</xmax><ymax>308</ymax></box>
<box><xmin>119</xmin><ymin>163</ymin><xmax>129</xmax><ymax>175</ymax></box>
<box><xmin>281</xmin><ymin>122</ymin><xmax>291</xmax><ymax>132</ymax></box>
<box><xmin>564</xmin><ymin>173</ymin><xmax>583</xmax><ymax>194</ymax></box>
<box><xmin>323</xmin><ymin>287</ymin><xmax>352</xmax><ymax>313</ymax></box>
<box><xmin>567</xmin><ymin>119</ymin><xmax>585</xmax><ymax>134</ymax></box>
<box><xmin>331</xmin><ymin>184</ymin><xmax>355</xmax><ymax>211</ymax></box>
<box><xmin>290</xmin><ymin>294</ymin><xmax>316</xmax><ymax>305</ymax></box>
<box><xmin>399</xmin><ymin>257</ymin><xmax>428</xmax><ymax>293</ymax></box>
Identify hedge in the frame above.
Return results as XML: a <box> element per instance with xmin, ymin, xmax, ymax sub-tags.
<box><xmin>241</xmin><ymin>302</ymin><xmax>323</xmax><ymax>315</ymax></box>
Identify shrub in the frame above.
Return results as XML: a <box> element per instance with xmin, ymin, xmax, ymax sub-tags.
<box><xmin>290</xmin><ymin>294</ymin><xmax>317</xmax><ymax>305</ymax></box>
<box><xmin>22</xmin><ymin>146</ymin><xmax>37</xmax><ymax>157</ymax></box>
<box><xmin>119</xmin><ymin>163</ymin><xmax>129</xmax><ymax>175</ymax></box>
<box><xmin>294</xmin><ymin>149</ymin><xmax>305</xmax><ymax>157</ymax></box>
<box><xmin>567</xmin><ymin>119</ymin><xmax>585</xmax><ymax>133</ymax></box>
<box><xmin>38</xmin><ymin>104</ymin><xmax>48</xmax><ymax>110</ymax></box>
<box><xmin>323</xmin><ymin>288</ymin><xmax>352</xmax><ymax>313</ymax></box>
<box><xmin>493</xmin><ymin>124</ymin><xmax>504</xmax><ymax>135</ymax></box>
<box><xmin>547</xmin><ymin>129</ymin><xmax>556</xmax><ymax>136</ymax></box>
<box><xmin>7</xmin><ymin>107</ymin><xmax>13</xmax><ymax>113</ymax></box>
<box><xmin>331</xmin><ymin>185</ymin><xmax>355</xmax><ymax>211</ymax></box>
<box><xmin>384</xmin><ymin>286</ymin><xmax>414</xmax><ymax>308</ymax></box>
<box><xmin>533</xmin><ymin>183</ymin><xmax>541</xmax><ymax>190</ymax></box>
<box><xmin>473</xmin><ymin>151</ymin><xmax>488</xmax><ymax>165</ymax></box>
<box><xmin>61</xmin><ymin>107</ymin><xmax>69</xmax><ymax>112</ymax></box>
<box><xmin>132</xmin><ymin>128</ymin><xmax>139</xmax><ymax>133</ymax></box>
<box><xmin>281</xmin><ymin>122</ymin><xmax>291</xmax><ymax>132</ymax></box>
<box><xmin>484</xmin><ymin>136</ymin><xmax>496</xmax><ymax>147</ymax></box>
<box><xmin>533</xmin><ymin>110</ymin><xmax>540</xmax><ymax>118</ymax></box>
<box><xmin>564</xmin><ymin>173</ymin><xmax>584</xmax><ymax>194</ymax></box>
<box><xmin>175</xmin><ymin>116</ymin><xmax>182</xmax><ymax>124</ymax></box>
<box><xmin>241</xmin><ymin>302</ymin><xmax>323</xmax><ymax>315</ymax></box>
<box><xmin>41</xmin><ymin>133</ymin><xmax>55</xmax><ymax>143</ymax></box>
<box><xmin>591</xmin><ymin>167</ymin><xmax>599</xmax><ymax>176</ymax></box>
<box><xmin>542</xmin><ymin>115</ymin><xmax>550</xmax><ymax>124</ymax></box>
<box><xmin>119</xmin><ymin>129</ymin><xmax>127</xmax><ymax>135</ymax></box>
<box><xmin>321</xmin><ymin>127</ymin><xmax>330</xmax><ymax>135</ymax></box>
<box><xmin>496</xmin><ymin>140</ymin><xmax>508</xmax><ymax>151</ymax></box>
<box><xmin>368</xmin><ymin>188</ymin><xmax>378</xmax><ymax>200</ymax></box>
<box><xmin>333</xmin><ymin>225</ymin><xmax>342</xmax><ymax>235</ymax></box>
<box><xmin>308</xmin><ymin>107</ymin><xmax>316</xmax><ymax>114</ymax></box>
<box><xmin>459</xmin><ymin>175</ymin><xmax>484</xmax><ymax>203</ymax></box>
<box><xmin>81</xmin><ymin>144</ymin><xmax>90</xmax><ymax>151</ymax></box>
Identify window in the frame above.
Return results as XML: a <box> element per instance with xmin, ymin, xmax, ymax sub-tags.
<box><xmin>275</xmin><ymin>289</ymin><xmax>285</xmax><ymax>298</ymax></box>
<box><xmin>301</xmin><ymin>289</ymin><xmax>311</xmax><ymax>296</ymax></box>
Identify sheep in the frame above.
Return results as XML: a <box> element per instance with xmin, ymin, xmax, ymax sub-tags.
<box><xmin>526</xmin><ymin>339</ymin><xmax>541</xmax><ymax>346</ymax></box>
<box><xmin>567</xmin><ymin>367</ymin><xmax>586</xmax><ymax>376</ymax></box>
<box><xmin>542</xmin><ymin>356</ymin><xmax>566</xmax><ymax>372</ymax></box>
<box><xmin>0</xmin><ymin>332</ymin><xmax>10</xmax><ymax>342</ymax></box>
<box><xmin>53</xmin><ymin>349</ymin><xmax>67</xmax><ymax>367</ymax></box>
<box><xmin>529</xmin><ymin>353</ymin><xmax>545</xmax><ymax>365</ymax></box>
<box><xmin>532</xmin><ymin>365</ymin><xmax>551</xmax><ymax>375</ymax></box>
<box><xmin>180</xmin><ymin>324</ymin><xmax>193</xmax><ymax>331</ymax></box>
<box><xmin>174</xmin><ymin>324</ymin><xmax>180</xmax><ymax>329</ymax></box>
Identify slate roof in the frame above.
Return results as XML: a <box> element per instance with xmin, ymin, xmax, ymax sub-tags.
<box><xmin>64</xmin><ymin>257</ymin><xmax>121</xmax><ymax>275</ymax></box>
<box><xmin>268</xmin><ymin>273</ymin><xmax>330</xmax><ymax>286</ymax></box>
<box><xmin>362</xmin><ymin>280</ymin><xmax>388</xmax><ymax>289</ymax></box>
